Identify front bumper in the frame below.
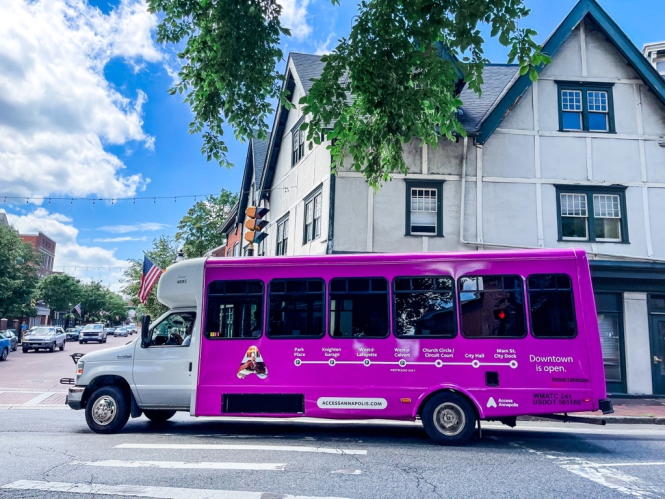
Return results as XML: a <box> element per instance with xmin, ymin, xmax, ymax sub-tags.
<box><xmin>66</xmin><ymin>387</ymin><xmax>85</xmax><ymax>410</ymax></box>
<box><xmin>23</xmin><ymin>341</ymin><xmax>54</xmax><ymax>348</ymax></box>
<box><xmin>81</xmin><ymin>335</ymin><xmax>102</xmax><ymax>340</ymax></box>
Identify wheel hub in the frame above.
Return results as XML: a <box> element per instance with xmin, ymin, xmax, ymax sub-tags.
<box><xmin>91</xmin><ymin>395</ymin><xmax>117</xmax><ymax>426</ymax></box>
<box><xmin>433</xmin><ymin>402</ymin><xmax>465</xmax><ymax>436</ymax></box>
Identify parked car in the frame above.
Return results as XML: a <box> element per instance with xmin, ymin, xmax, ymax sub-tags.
<box><xmin>127</xmin><ymin>325</ymin><xmax>137</xmax><ymax>335</ymax></box>
<box><xmin>65</xmin><ymin>328</ymin><xmax>81</xmax><ymax>342</ymax></box>
<box><xmin>79</xmin><ymin>324</ymin><xmax>107</xmax><ymax>344</ymax></box>
<box><xmin>0</xmin><ymin>330</ymin><xmax>18</xmax><ymax>352</ymax></box>
<box><xmin>0</xmin><ymin>333</ymin><xmax>11</xmax><ymax>360</ymax></box>
<box><xmin>114</xmin><ymin>327</ymin><xmax>129</xmax><ymax>337</ymax></box>
<box><xmin>22</xmin><ymin>326</ymin><xmax>66</xmax><ymax>353</ymax></box>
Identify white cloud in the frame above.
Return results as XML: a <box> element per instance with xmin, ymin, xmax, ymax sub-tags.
<box><xmin>4</xmin><ymin>208</ymin><xmax>129</xmax><ymax>292</ymax></box>
<box><xmin>98</xmin><ymin>222</ymin><xmax>169</xmax><ymax>233</ymax></box>
<box><xmin>0</xmin><ymin>0</ymin><xmax>161</xmax><ymax>199</ymax></box>
<box><xmin>315</xmin><ymin>32</ymin><xmax>336</xmax><ymax>55</ymax></box>
<box><xmin>280</xmin><ymin>0</ymin><xmax>311</xmax><ymax>40</ymax></box>
<box><xmin>93</xmin><ymin>236</ymin><xmax>147</xmax><ymax>242</ymax></box>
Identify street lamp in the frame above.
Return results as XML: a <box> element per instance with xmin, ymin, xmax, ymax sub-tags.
<box><xmin>175</xmin><ymin>249</ymin><xmax>185</xmax><ymax>263</ymax></box>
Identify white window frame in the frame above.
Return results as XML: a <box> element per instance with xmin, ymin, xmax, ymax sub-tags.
<box><xmin>276</xmin><ymin>215</ymin><xmax>289</xmax><ymax>256</ymax></box>
<box><xmin>303</xmin><ymin>190</ymin><xmax>322</xmax><ymax>244</ymax></box>
<box><xmin>410</xmin><ymin>187</ymin><xmax>438</xmax><ymax>236</ymax></box>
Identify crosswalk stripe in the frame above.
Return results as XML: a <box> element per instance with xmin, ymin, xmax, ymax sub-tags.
<box><xmin>1</xmin><ymin>480</ymin><xmax>351</xmax><ymax>499</ymax></box>
<box><xmin>116</xmin><ymin>443</ymin><xmax>368</xmax><ymax>455</ymax></box>
<box><xmin>70</xmin><ymin>460</ymin><xmax>286</xmax><ymax>471</ymax></box>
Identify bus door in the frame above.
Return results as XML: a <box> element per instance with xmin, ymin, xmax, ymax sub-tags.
<box><xmin>133</xmin><ymin>311</ymin><xmax>196</xmax><ymax>408</ymax></box>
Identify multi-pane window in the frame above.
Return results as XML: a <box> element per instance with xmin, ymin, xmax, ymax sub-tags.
<box><xmin>459</xmin><ymin>275</ymin><xmax>526</xmax><ymax>338</ymax></box>
<box><xmin>527</xmin><ymin>274</ymin><xmax>577</xmax><ymax>338</ymax></box>
<box><xmin>394</xmin><ymin>277</ymin><xmax>456</xmax><ymax>338</ymax></box>
<box><xmin>304</xmin><ymin>191</ymin><xmax>322</xmax><ymax>243</ymax></box>
<box><xmin>558</xmin><ymin>83</ymin><xmax>614</xmax><ymax>133</ymax></box>
<box><xmin>268</xmin><ymin>279</ymin><xmax>324</xmax><ymax>338</ymax></box>
<box><xmin>233</xmin><ymin>242</ymin><xmax>240</xmax><ymax>257</ymax></box>
<box><xmin>292</xmin><ymin>120</ymin><xmax>305</xmax><ymax>166</ymax></box>
<box><xmin>276</xmin><ymin>216</ymin><xmax>289</xmax><ymax>256</ymax></box>
<box><xmin>205</xmin><ymin>280</ymin><xmax>264</xmax><ymax>339</ymax></box>
<box><xmin>329</xmin><ymin>278</ymin><xmax>389</xmax><ymax>338</ymax></box>
<box><xmin>557</xmin><ymin>187</ymin><xmax>627</xmax><ymax>243</ymax></box>
<box><xmin>405</xmin><ymin>180</ymin><xmax>443</xmax><ymax>236</ymax></box>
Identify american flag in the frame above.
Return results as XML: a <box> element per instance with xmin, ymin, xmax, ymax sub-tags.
<box><xmin>74</xmin><ymin>303</ymin><xmax>81</xmax><ymax>315</ymax></box>
<box><xmin>139</xmin><ymin>255</ymin><xmax>163</xmax><ymax>304</ymax></box>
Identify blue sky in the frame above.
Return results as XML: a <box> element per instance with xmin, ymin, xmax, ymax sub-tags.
<box><xmin>0</xmin><ymin>0</ymin><xmax>662</xmax><ymax>291</ymax></box>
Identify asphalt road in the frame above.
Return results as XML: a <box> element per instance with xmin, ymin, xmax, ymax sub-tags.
<box><xmin>1</xmin><ymin>333</ymin><xmax>136</xmax><ymax>391</ymax></box>
<box><xmin>1</xmin><ymin>409</ymin><xmax>664</xmax><ymax>499</ymax></box>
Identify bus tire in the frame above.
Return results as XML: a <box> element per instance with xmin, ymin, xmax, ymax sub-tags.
<box><xmin>422</xmin><ymin>392</ymin><xmax>477</xmax><ymax>446</ymax></box>
<box><xmin>143</xmin><ymin>410</ymin><xmax>176</xmax><ymax>423</ymax></box>
<box><xmin>85</xmin><ymin>386</ymin><xmax>130</xmax><ymax>434</ymax></box>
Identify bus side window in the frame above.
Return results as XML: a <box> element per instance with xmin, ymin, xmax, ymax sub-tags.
<box><xmin>393</xmin><ymin>277</ymin><xmax>456</xmax><ymax>338</ymax></box>
<box><xmin>459</xmin><ymin>275</ymin><xmax>526</xmax><ymax>338</ymax></box>
<box><xmin>205</xmin><ymin>280</ymin><xmax>264</xmax><ymax>339</ymax></box>
<box><xmin>267</xmin><ymin>279</ymin><xmax>325</xmax><ymax>338</ymax></box>
<box><xmin>330</xmin><ymin>278</ymin><xmax>389</xmax><ymax>338</ymax></box>
<box><xmin>527</xmin><ymin>274</ymin><xmax>577</xmax><ymax>338</ymax></box>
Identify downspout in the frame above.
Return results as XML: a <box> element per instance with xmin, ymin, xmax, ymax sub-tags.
<box><xmin>326</xmin><ymin>173</ymin><xmax>336</xmax><ymax>254</ymax></box>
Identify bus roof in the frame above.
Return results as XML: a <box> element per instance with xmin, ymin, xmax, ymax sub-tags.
<box><xmin>204</xmin><ymin>248</ymin><xmax>583</xmax><ymax>269</ymax></box>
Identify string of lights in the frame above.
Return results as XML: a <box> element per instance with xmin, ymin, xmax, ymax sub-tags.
<box><xmin>1</xmin><ymin>185</ymin><xmax>296</xmax><ymax>206</ymax></box>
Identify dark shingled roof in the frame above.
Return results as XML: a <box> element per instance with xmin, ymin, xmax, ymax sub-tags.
<box><xmin>288</xmin><ymin>54</ymin><xmax>517</xmax><ymax>134</ymax></box>
<box><xmin>290</xmin><ymin>53</ymin><xmax>327</xmax><ymax>93</ymax></box>
<box><xmin>458</xmin><ymin>65</ymin><xmax>519</xmax><ymax>133</ymax></box>
<box><xmin>252</xmin><ymin>138</ymin><xmax>269</xmax><ymax>187</ymax></box>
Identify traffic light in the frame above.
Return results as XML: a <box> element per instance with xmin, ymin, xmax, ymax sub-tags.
<box><xmin>244</xmin><ymin>206</ymin><xmax>269</xmax><ymax>252</ymax></box>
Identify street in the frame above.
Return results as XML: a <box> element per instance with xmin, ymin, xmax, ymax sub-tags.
<box><xmin>1</xmin><ymin>411</ymin><xmax>664</xmax><ymax>498</ymax></box>
<box><xmin>1</xmin><ymin>339</ymin><xmax>665</xmax><ymax>499</ymax></box>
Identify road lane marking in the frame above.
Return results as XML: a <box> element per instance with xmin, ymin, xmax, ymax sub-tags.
<box><xmin>507</xmin><ymin>441</ymin><xmax>654</xmax><ymax>497</ymax></box>
<box><xmin>0</xmin><ymin>480</ymin><xmax>351</xmax><ymax>499</ymax></box>
<box><xmin>594</xmin><ymin>462</ymin><xmax>665</xmax><ymax>467</ymax></box>
<box><xmin>70</xmin><ymin>460</ymin><xmax>286</xmax><ymax>471</ymax></box>
<box><xmin>22</xmin><ymin>392</ymin><xmax>55</xmax><ymax>406</ymax></box>
<box><xmin>116</xmin><ymin>443</ymin><xmax>367</xmax><ymax>455</ymax></box>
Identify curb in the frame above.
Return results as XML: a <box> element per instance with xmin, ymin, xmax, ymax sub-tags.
<box><xmin>522</xmin><ymin>415</ymin><xmax>665</xmax><ymax>425</ymax></box>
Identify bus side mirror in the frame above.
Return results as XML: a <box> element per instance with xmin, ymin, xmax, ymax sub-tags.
<box><xmin>141</xmin><ymin>315</ymin><xmax>151</xmax><ymax>348</ymax></box>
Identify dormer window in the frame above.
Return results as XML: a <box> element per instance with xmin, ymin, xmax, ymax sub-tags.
<box><xmin>557</xmin><ymin>82</ymin><xmax>615</xmax><ymax>133</ymax></box>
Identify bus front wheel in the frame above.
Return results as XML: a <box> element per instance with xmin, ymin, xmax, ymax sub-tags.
<box><xmin>85</xmin><ymin>386</ymin><xmax>130</xmax><ymax>434</ymax></box>
<box><xmin>422</xmin><ymin>392</ymin><xmax>477</xmax><ymax>446</ymax></box>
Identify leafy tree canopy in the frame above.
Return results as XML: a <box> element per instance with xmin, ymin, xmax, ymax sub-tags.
<box><xmin>0</xmin><ymin>225</ymin><xmax>40</xmax><ymax>318</ymax></box>
<box><xmin>122</xmin><ymin>235</ymin><xmax>179</xmax><ymax>320</ymax></box>
<box><xmin>149</xmin><ymin>0</ymin><xmax>547</xmax><ymax>188</ymax></box>
<box><xmin>36</xmin><ymin>273</ymin><xmax>83</xmax><ymax>313</ymax></box>
<box><xmin>176</xmin><ymin>189</ymin><xmax>238</xmax><ymax>258</ymax></box>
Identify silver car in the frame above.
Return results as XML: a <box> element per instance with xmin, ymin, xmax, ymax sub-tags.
<box><xmin>114</xmin><ymin>327</ymin><xmax>129</xmax><ymax>337</ymax></box>
<box><xmin>79</xmin><ymin>324</ymin><xmax>107</xmax><ymax>344</ymax></box>
<box><xmin>22</xmin><ymin>326</ymin><xmax>66</xmax><ymax>353</ymax></box>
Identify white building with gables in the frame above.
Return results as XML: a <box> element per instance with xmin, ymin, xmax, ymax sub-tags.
<box><xmin>223</xmin><ymin>0</ymin><xmax>665</xmax><ymax>397</ymax></box>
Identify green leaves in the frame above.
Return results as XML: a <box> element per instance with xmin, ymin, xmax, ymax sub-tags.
<box><xmin>303</xmin><ymin>0</ymin><xmax>545</xmax><ymax>188</ymax></box>
<box><xmin>153</xmin><ymin>0</ymin><xmax>546</xmax><ymax>188</ymax></box>
<box><xmin>0</xmin><ymin>225</ymin><xmax>40</xmax><ymax>318</ymax></box>
<box><xmin>148</xmin><ymin>0</ymin><xmax>287</xmax><ymax>169</ymax></box>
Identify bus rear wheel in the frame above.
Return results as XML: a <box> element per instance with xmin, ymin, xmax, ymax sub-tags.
<box><xmin>143</xmin><ymin>410</ymin><xmax>176</xmax><ymax>423</ymax></box>
<box><xmin>422</xmin><ymin>392</ymin><xmax>476</xmax><ymax>446</ymax></box>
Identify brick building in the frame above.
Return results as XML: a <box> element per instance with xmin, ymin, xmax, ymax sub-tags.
<box><xmin>20</xmin><ymin>232</ymin><xmax>56</xmax><ymax>278</ymax></box>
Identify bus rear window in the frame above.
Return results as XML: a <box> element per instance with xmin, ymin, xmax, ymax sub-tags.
<box><xmin>330</xmin><ymin>278</ymin><xmax>389</xmax><ymax>338</ymax></box>
<box><xmin>205</xmin><ymin>280</ymin><xmax>264</xmax><ymax>339</ymax></box>
<box><xmin>528</xmin><ymin>274</ymin><xmax>577</xmax><ymax>338</ymax></box>
<box><xmin>459</xmin><ymin>275</ymin><xmax>526</xmax><ymax>338</ymax></box>
<box><xmin>268</xmin><ymin>279</ymin><xmax>324</xmax><ymax>338</ymax></box>
<box><xmin>394</xmin><ymin>277</ymin><xmax>456</xmax><ymax>338</ymax></box>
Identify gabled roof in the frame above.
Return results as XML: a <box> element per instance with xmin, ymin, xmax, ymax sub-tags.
<box><xmin>252</xmin><ymin>138</ymin><xmax>269</xmax><ymax>187</ymax></box>
<box><xmin>476</xmin><ymin>0</ymin><xmax>665</xmax><ymax>143</ymax></box>
<box><xmin>220</xmin><ymin>201</ymin><xmax>239</xmax><ymax>234</ymax></box>
<box><xmin>291</xmin><ymin>53</ymin><xmax>327</xmax><ymax>93</ymax></box>
<box><xmin>236</xmin><ymin>136</ymin><xmax>270</xmax><ymax>226</ymax></box>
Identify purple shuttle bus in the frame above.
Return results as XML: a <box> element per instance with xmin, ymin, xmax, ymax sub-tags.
<box><xmin>66</xmin><ymin>248</ymin><xmax>613</xmax><ymax>445</ymax></box>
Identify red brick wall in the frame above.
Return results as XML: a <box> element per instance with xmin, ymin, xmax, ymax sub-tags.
<box><xmin>213</xmin><ymin>224</ymin><xmax>242</xmax><ymax>257</ymax></box>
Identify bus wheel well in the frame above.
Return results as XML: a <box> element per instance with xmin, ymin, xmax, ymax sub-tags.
<box><xmin>418</xmin><ymin>389</ymin><xmax>480</xmax><ymax>422</ymax></box>
<box><xmin>82</xmin><ymin>376</ymin><xmax>132</xmax><ymax>409</ymax></box>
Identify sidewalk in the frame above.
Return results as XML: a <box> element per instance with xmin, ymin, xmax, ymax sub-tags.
<box><xmin>523</xmin><ymin>397</ymin><xmax>665</xmax><ymax>425</ymax></box>
<box><xmin>0</xmin><ymin>388</ymin><xmax>68</xmax><ymax>410</ymax></box>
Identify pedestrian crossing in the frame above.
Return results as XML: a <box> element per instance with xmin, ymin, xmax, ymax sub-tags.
<box><xmin>1</xmin><ymin>480</ymin><xmax>350</xmax><ymax>499</ymax></box>
<box><xmin>1</xmin><ymin>440</ymin><xmax>366</xmax><ymax>498</ymax></box>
